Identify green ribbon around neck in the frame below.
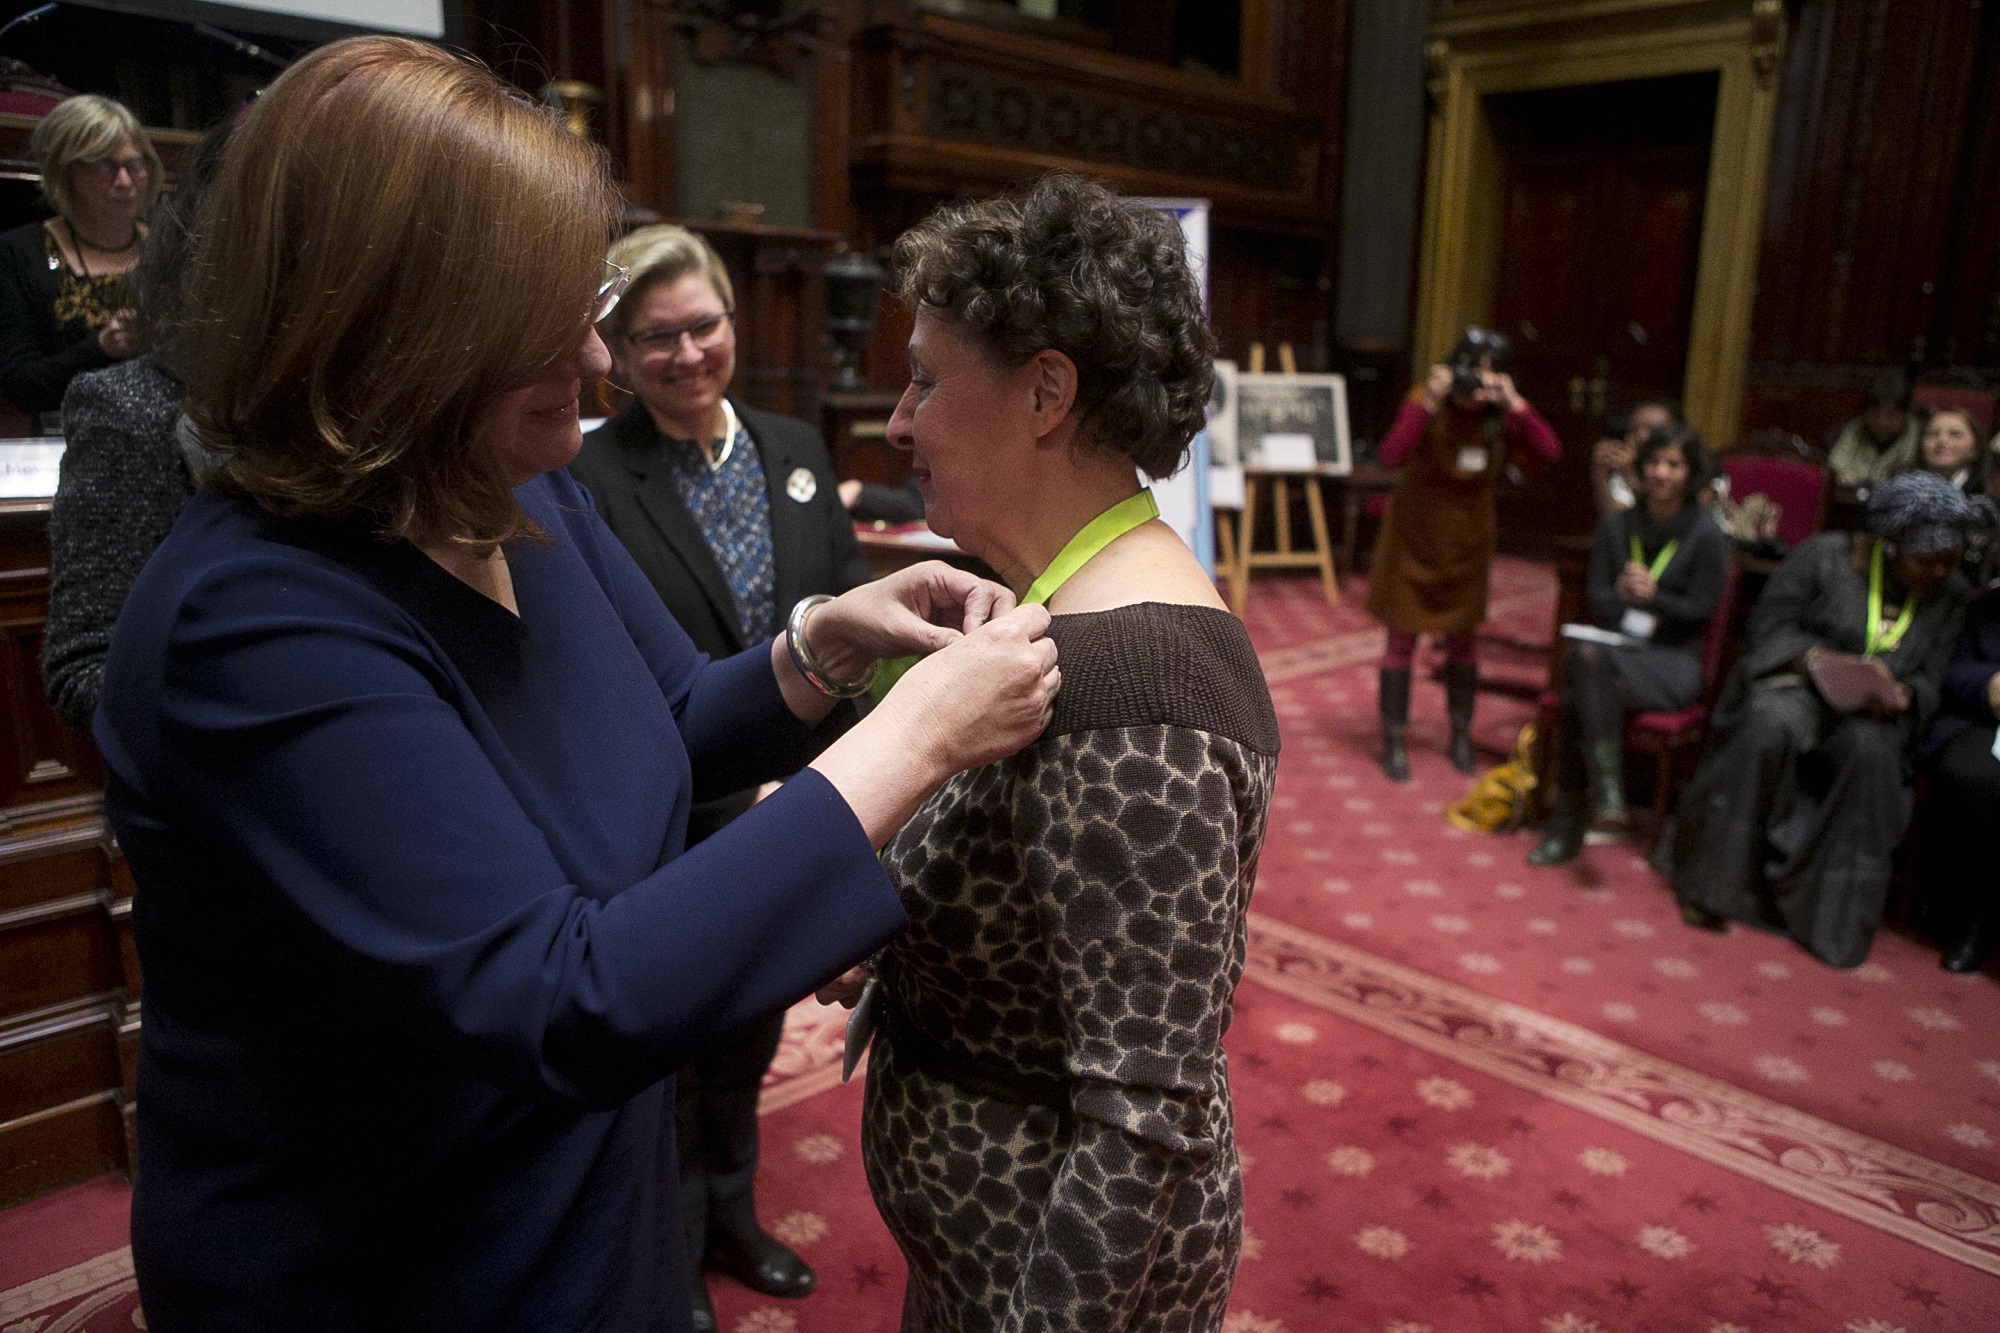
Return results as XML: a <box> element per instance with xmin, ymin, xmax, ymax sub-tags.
<box><xmin>1628</xmin><ymin>534</ymin><xmax>1678</xmax><ymax>581</ymax></box>
<box><xmin>1021</xmin><ymin>490</ymin><xmax>1159</xmax><ymax>607</ymax></box>
<box><xmin>1866</xmin><ymin>540</ymin><xmax>1914</xmax><ymax>658</ymax></box>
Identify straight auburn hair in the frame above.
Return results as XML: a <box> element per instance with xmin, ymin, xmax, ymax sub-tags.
<box><xmin>177</xmin><ymin>35</ymin><xmax>620</xmax><ymax>548</ymax></box>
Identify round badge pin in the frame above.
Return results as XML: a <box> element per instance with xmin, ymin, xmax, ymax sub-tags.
<box><xmin>786</xmin><ymin>467</ymin><xmax>818</xmax><ymax>503</ymax></box>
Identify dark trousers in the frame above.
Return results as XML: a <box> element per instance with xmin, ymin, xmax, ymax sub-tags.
<box><xmin>1556</xmin><ymin>640</ymin><xmax>1699</xmax><ymax>789</ymax></box>
<box><xmin>677</xmin><ymin>792</ymin><xmax>787</xmax><ymax>1267</ymax></box>
<box><xmin>1923</xmin><ymin>725</ymin><xmax>2000</xmax><ymax>941</ymax></box>
<box><xmin>1672</xmin><ymin>684</ymin><xmax>1910</xmax><ymax>967</ymax></box>
<box><xmin>677</xmin><ymin>1005</ymin><xmax>788</xmax><ymax>1261</ymax></box>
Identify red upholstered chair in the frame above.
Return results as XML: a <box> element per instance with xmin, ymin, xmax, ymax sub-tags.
<box><xmin>1622</xmin><ymin>553</ymin><xmax>1741</xmax><ymax>847</ymax></box>
<box><xmin>1719</xmin><ymin>453</ymin><xmax>1828</xmax><ymax>551</ymax></box>
<box><xmin>1913</xmin><ymin>386</ymin><xmax>1995</xmax><ymax>439</ymax></box>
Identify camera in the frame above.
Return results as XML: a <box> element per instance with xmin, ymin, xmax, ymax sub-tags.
<box><xmin>1448</xmin><ymin>327</ymin><xmax>1512</xmax><ymax>401</ymax></box>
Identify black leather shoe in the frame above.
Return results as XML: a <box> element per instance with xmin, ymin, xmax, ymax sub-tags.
<box><xmin>1941</xmin><ymin>931</ymin><xmax>1995</xmax><ymax>974</ymax></box>
<box><xmin>1678</xmin><ymin>901</ymin><xmax>1728</xmax><ymax>934</ymax></box>
<box><xmin>690</xmin><ymin>1275</ymin><xmax>718</xmax><ymax>1333</ymax></box>
<box><xmin>709</xmin><ymin>1228</ymin><xmax>815</xmax><ymax>1299</ymax></box>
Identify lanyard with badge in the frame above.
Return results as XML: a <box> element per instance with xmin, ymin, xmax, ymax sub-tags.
<box><xmin>843</xmin><ymin>488</ymin><xmax>1158</xmax><ymax>1084</ymax></box>
<box><xmin>1865</xmin><ymin>541</ymin><xmax>1913</xmax><ymax>657</ymax></box>
<box><xmin>1618</xmin><ymin>531</ymin><xmax>1677</xmax><ymax>642</ymax></box>
<box><xmin>1021</xmin><ymin>489</ymin><xmax>1160</xmax><ymax>606</ymax></box>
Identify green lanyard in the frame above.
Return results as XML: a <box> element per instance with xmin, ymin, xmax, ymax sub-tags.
<box><xmin>1628</xmin><ymin>534</ymin><xmax>1678</xmax><ymax>581</ymax></box>
<box><xmin>1866</xmin><ymin>540</ymin><xmax>1914</xmax><ymax>658</ymax></box>
<box><xmin>1022</xmin><ymin>490</ymin><xmax>1159</xmax><ymax>607</ymax></box>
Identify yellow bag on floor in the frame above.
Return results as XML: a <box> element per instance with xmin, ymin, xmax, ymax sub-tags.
<box><xmin>1446</xmin><ymin>723</ymin><xmax>1538</xmax><ymax>833</ymax></box>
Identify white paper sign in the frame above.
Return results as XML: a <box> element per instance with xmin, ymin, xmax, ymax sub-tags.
<box><xmin>0</xmin><ymin>442</ymin><xmax>63</xmax><ymax>498</ymax></box>
<box><xmin>1209</xmin><ymin>465</ymin><xmax>1245</xmax><ymax>510</ymax></box>
<box><xmin>1258</xmin><ymin>433</ymin><xmax>1319</xmax><ymax>472</ymax></box>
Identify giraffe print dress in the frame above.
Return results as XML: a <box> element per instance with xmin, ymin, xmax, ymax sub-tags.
<box><xmin>863</xmin><ymin>602</ymin><xmax>1280</xmax><ymax>1333</ymax></box>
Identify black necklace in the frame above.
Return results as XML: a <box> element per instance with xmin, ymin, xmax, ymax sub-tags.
<box><xmin>66</xmin><ymin>219</ymin><xmax>140</xmax><ymax>279</ymax></box>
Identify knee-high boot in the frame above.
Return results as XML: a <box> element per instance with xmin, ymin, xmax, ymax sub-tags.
<box><xmin>1444</xmin><ymin>660</ymin><xmax>1478</xmax><ymax>775</ymax></box>
<box><xmin>1526</xmin><ymin>789</ymin><xmax>1587</xmax><ymax>867</ymax></box>
<box><xmin>1586</xmin><ymin>738</ymin><xmax>1630</xmax><ymax>830</ymax></box>
<box><xmin>1379</xmin><ymin>668</ymin><xmax>1411</xmax><ymax>783</ymax></box>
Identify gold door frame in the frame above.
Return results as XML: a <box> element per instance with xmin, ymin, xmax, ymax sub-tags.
<box><xmin>1412</xmin><ymin>0</ymin><xmax>1785</xmax><ymax>451</ymax></box>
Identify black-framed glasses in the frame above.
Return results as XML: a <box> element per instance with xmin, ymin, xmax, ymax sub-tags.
<box><xmin>593</xmin><ymin>261</ymin><xmax>629</xmax><ymax>324</ymax></box>
<box><xmin>625</xmin><ymin>310</ymin><xmax>733</xmax><ymax>354</ymax></box>
<box><xmin>82</xmin><ymin>156</ymin><xmax>149</xmax><ymax>181</ymax></box>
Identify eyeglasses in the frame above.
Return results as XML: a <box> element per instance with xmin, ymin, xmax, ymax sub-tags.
<box><xmin>81</xmin><ymin>156</ymin><xmax>149</xmax><ymax>182</ymax></box>
<box><xmin>624</xmin><ymin>311</ymin><xmax>734</xmax><ymax>355</ymax></box>
<box><xmin>593</xmin><ymin>261</ymin><xmax>630</xmax><ymax>324</ymax></box>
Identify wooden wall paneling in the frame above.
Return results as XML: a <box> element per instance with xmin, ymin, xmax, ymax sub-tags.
<box><xmin>1750</xmin><ymin>0</ymin><xmax>1980</xmax><ymax>366</ymax></box>
<box><xmin>1417</xmin><ymin>3</ymin><xmax>1781</xmax><ymax>457</ymax></box>
<box><xmin>815</xmin><ymin>0</ymin><xmax>867</xmax><ymax>232</ymax></box>
<box><xmin>1239</xmin><ymin>0</ymin><xmax>1279</xmax><ymax>96</ymax></box>
<box><xmin>688</xmin><ymin>221</ymin><xmax>843</xmax><ymax>423</ymax></box>
<box><xmin>0</xmin><ymin>825</ymin><xmax>131</xmax><ymax>1208</ymax></box>
<box><xmin>1741</xmin><ymin>0</ymin><xmax>1999</xmax><ymax>445</ymax></box>
<box><xmin>850</xmin><ymin>14</ymin><xmax>1326</xmax><ymax>228</ymax></box>
<box><xmin>607</xmin><ymin>0</ymin><xmax>678</xmax><ymax>216</ymax></box>
<box><xmin>1932</xmin><ymin>1</ymin><xmax>2000</xmax><ymax>369</ymax></box>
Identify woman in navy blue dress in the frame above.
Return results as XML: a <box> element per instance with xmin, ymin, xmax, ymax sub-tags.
<box><xmin>95</xmin><ymin>37</ymin><xmax>1059</xmax><ymax>1333</ymax></box>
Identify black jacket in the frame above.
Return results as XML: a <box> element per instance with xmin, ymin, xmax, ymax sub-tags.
<box><xmin>0</xmin><ymin>220</ymin><xmax>113</xmax><ymax>413</ymax></box>
<box><xmin>569</xmin><ymin>397</ymin><xmax>871</xmax><ymax>835</ymax></box>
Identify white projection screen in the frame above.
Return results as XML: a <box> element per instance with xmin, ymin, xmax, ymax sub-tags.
<box><xmin>225</xmin><ymin>2</ymin><xmax>442</xmax><ymax>35</ymax></box>
<box><xmin>80</xmin><ymin>0</ymin><xmax>445</xmax><ymax>39</ymax></box>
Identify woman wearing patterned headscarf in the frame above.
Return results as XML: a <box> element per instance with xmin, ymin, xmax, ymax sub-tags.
<box><xmin>1661</xmin><ymin>471</ymin><xmax>1978</xmax><ymax>967</ymax></box>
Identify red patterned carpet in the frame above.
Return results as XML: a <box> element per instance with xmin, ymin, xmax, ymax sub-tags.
<box><xmin>7</xmin><ymin>562</ymin><xmax>1999</xmax><ymax>1333</ymax></box>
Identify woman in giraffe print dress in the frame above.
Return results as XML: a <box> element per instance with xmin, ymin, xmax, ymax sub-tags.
<box><xmin>854</xmin><ymin>174</ymin><xmax>1280</xmax><ymax>1333</ymax></box>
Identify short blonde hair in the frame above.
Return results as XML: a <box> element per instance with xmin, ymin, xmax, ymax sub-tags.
<box><xmin>178</xmin><ymin>35</ymin><xmax>619</xmax><ymax>548</ymax></box>
<box><xmin>602</xmin><ymin>224</ymin><xmax>734</xmax><ymax>338</ymax></box>
<box><xmin>33</xmin><ymin>94</ymin><xmax>163</xmax><ymax>220</ymax></box>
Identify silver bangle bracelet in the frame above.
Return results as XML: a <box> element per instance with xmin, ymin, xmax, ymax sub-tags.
<box><xmin>786</xmin><ymin>595</ymin><xmax>874</xmax><ymax>699</ymax></box>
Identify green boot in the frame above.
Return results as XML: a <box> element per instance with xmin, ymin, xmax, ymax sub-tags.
<box><xmin>1585</xmin><ymin>738</ymin><xmax>1629</xmax><ymax>830</ymax></box>
<box><xmin>1526</xmin><ymin>790</ymin><xmax>1587</xmax><ymax>867</ymax></box>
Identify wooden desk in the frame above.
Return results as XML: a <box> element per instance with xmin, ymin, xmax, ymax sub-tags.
<box><xmin>1332</xmin><ymin>466</ymin><xmax>1396</xmax><ymax>576</ymax></box>
<box><xmin>0</xmin><ymin>501</ymin><xmax>137</xmax><ymax>1209</ymax></box>
<box><xmin>853</xmin><ymin>524</ymin><xmax>992</xmax><ymax>581</ymax></box>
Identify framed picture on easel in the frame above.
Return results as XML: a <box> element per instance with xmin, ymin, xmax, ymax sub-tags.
<box><xmin>1238</xmin><ymin>373</ymin><xmax>1352</xmax><ymax>475</ymax></box>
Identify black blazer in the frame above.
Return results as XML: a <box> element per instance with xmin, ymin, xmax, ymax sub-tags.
<box><xmin>0</xmin><ymin>220</ymin><xmax>114</xmax><ymax>413</ymax></box>
<box><xmin>570</xmin><ymin>397</ymin><xmax>871</xmax><ymax>833</ymax></box>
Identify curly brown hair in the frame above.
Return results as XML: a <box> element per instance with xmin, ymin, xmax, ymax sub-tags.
<box><xmin>892</xmin><ymin>175</ymin><xmax>1215</xmax><ymax>479</ymax></box>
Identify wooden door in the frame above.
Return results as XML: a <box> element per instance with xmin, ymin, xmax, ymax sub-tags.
<box><xmin>1485</xmin><ymin>72</ymin><xmax>1717</xmax><ymax>557</ymax></box>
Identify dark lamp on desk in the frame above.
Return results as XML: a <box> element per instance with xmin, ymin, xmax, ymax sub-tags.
<box><xmin>825</xmin><ymin>247</ymin><xmax>885</xmax><ymax>393</ymax></box>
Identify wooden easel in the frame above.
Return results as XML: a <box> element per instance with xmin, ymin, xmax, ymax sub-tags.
<box><xmin>1224</xmin><ymin>341</ymin><xmax>1339</xmax><ymax>613</ymax></box>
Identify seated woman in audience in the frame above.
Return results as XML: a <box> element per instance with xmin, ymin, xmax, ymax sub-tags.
<box><xmin>0</xmin><ymin>94</ymin><xmax>160</xmax><ymax>418</ymax></box>
<box><xmin>1528</xmin><ymin>424</ymin><xmax>1728</xmax><ymax>866</ymax></box>
<box><xmin>855</xmin><ymin>174</ymin><xmax>1279</xmax><ymax>1332</ymax></box>
<box><xmin>1824</xmin><ymin>368</ymin><xmax>1919</xmax><ymax>488</ymax></box>
<box><xmin>1662</xmin><ymin>471</ymin><xmax>1977</xmax><ymax>967</ymax></box>
<box><xmin>97</xmin><ymin>37</ymin><xmax>1060</xmax><ymax>1331</ymax></box>
<box><xmin>43</xmin><ymin>122</ymin><xmax>227</xmax><ymax>732</ymax></box>
<box><xmin>1921</xmin><ymin>586</ymin><xmax>2000</xmax><ymax>972</ymax></box>
<box><xmin>1914</xmin><ymin>406</ymin><xmax>1984</xmax><ymax>495</ymax></box>
<box><xmin>1589</xmin><ymin>398</ymin><xmax>1679</xmax><ymax>516</ymax></box>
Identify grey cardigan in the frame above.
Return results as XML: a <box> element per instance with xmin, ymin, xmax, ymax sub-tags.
<box><xmin>44</xmin><ymin>354</ymin><xmax>195</xmax><ymax>732</ymax></box>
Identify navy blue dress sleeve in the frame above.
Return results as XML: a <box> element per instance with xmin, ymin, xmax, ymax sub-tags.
<box><xmin>102</xmin><ymin>478</ymin><xmax>906</xmax><ymax>1112</ymax></box>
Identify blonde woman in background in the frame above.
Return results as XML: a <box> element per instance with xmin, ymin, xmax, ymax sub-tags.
<box><xmin>571</xmin><ymin>224</ymin><xmax>870</xmax><ymax>1331</ymax></box>
<box><xmin>0</xmin><ymin>94</ymin><xmax>161</xmax><ymax>415</ymax></box>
